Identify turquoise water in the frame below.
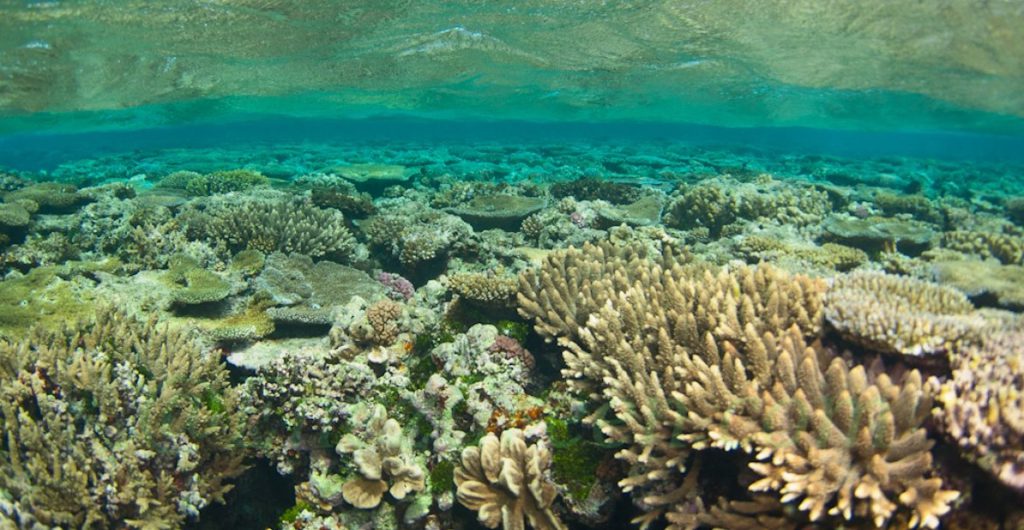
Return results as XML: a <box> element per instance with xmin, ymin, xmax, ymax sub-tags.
<box><xmin>2</xmin><ymin>3</ymin><xmax>1024</xmax><ymax>530</ymax></box>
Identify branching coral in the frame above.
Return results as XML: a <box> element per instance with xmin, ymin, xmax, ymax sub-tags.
<box><xmin>929</xmin><ymin>329</ymin><xmax>1024</xmax><ymax>492</ymax></box>
<box><xmin>189</xmin><ymin>192</ymin><xmax>356</xmax><ymax>261</ymax></box>
<box><xmin>518</xmin><ymin>242</ymin><xmax>955</xmax><ymax>528</ymax></box>
<box><xmin>663</xmin><ymin>176</ymin><xmax>830</xmax><ymax>237</ymax></box>
<box><xmin>455</xmin><ymin>429</ymin><xmax>566</xmax><ymax>530</ymax></box>
<box><xmin>0</xmin><ymin>309</ymin><xmax>247</xmax><ymax>528</ymax></box>
<box><xmin>824</xmin><ymin>271</ymin><xmax>984</xmax><ymax>357</ymax></box>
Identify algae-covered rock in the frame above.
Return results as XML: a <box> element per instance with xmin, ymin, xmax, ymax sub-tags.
<box><xmin>448</xmin><ymin>194</ymin><xmax>547</xmax><ymax>231</ymax></box>
<box><xmin>932</xmin><ymin>259</ymin><xmax>1024</xmax><ymax>310</ymax></box>
<box><xmin>823</xmin><ymin>214</ymin><xmax>935</xmax><ymax>254</ymax></box>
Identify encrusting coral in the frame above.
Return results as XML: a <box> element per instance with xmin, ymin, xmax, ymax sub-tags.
<box><xmin>0</xmin><ymin>309</ymin><xmax>247</xmax><ymax>529</ymax></box>
<box><xmin>518</xmin><ymin>242</ymin><xmax>956</xmax><ymax>529</ymax></box>
<box><xmin>455</xmin><ymin>429</ymin><xmax>566</xmax><ymax>530</ymax></box>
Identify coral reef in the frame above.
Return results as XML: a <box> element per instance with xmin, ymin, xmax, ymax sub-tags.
<box><xmin>184</xmin><ymin>169</ymin><xmax>270</xmax><ymax>196</ymax></box>
<box><xmin>455</xmin><ymin>429</ymin><xmax>566</xmax><ymax>530</ymax></box>
<box><xmin>942</xmin><ymin>230</ymin><xmax>1024</xmax><ymax>265</ymax></box>
<box><xmin>449</xmin><ymin>271</ymin><xmax>519</xmax><ymax>307</ymax></box>
<box><xmin>334</xmin><ymin>404</ymin><xmax>427</xmax><ymax>509</ymax></box>
<box><xmin>362</xmin><ymin>204</ymin><xmax>474</xmax><ymax>273</ymax></box>
<box><xmin>0</xmin><ymin>310</ymin><xmax>247</xmax><ymax>528</ymax></box>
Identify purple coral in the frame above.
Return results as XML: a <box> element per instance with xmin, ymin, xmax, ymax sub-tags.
<box><xmin>487</xmin><ymin>335</ymin><xmax>535</xmax><ymax>370</ymax></box>
<box><xmin>377</xmin><ymin>271</ymin><xmax>414</xmax><ymax>301</ymax></box>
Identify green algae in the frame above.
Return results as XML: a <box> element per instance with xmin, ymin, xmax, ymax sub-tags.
<box><xmin>546</xmin><ymin>416</ymin><xmax>606</xmax><ymax>501</ymax></box>
<box><xmin>495</xmin><ymin>319</ymin><xmax>530</xmax><ymax>343</ymax></box>
<box><xmin>278</xmin><ymin>501</ymin><xmax>312</xmax><ymax>525</ymax></box>
<box><xmin>428</xmin><ymin>459</ymin><xmax>456</xmax><ymax>495</ymax></box>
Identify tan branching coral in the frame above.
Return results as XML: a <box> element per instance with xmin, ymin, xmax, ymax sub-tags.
<box><xmin>518</xmin><ymin>243</ymin><xmax>955</xmax><ymax>528</ymax></box>
<box><xmin>455</xmin><ymin>429</ymin><xmax>566</xmax><ymax>530</ymax></box>
<box><xmin>825</xmin><ymin>271</ymin><xmax>983</xmax><ymax>356</ymax></box>
<box><xmin>335</xmin><ymin>404</ymin><xmax>426</xmax><ymax>509</ymax></box>
<box><xmin>0</xmin><ymin>309</ymin><xmax>247</xmax><ymax>529</ymax></box>
<box><xmin>929</xmin><ymin>329</ymin><xmax>1024</xmax><ymax>492</ymax></box>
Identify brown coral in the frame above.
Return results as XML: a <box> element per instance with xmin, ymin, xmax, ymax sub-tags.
<box><xmin>450</xmin><ymin>271</ymin><xmax>519</xmax><ymax>307</ymax></box>
<box><xmin>0</xmin><ymin>310</ymin><xmax>247</xmax><ymax>528</ymax></box>
<box><xmin>455</xmin><ymin>429</ymin><xmax>566</xmax><ymax>530</ymax></box>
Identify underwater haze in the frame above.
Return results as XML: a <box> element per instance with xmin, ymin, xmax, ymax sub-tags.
<box><xmin>3</xmin><ymin>2</ymin><xmax>1024</xmax><ymax>530</ymax></box>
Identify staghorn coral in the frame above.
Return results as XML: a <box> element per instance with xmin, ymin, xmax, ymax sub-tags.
<box><xmin>0</xmin><ymin>309</ymin><xmax>247</xmax><ymax>528</ymax></box>
<box><xmin>825</xmin><ymin>271</ymin><xmax>984</xmax><ymax>357</ymax></box>
<box><xmin>455</xmin><ymin>429</ymin><xmax>566</xmax><ymax>530</ymax></box>
<box><xmin>929</xmin><ymin>329</ymin><xmax>1024</xmax><ymax>492</ymax></box>
<box><xmin>518</xmin><ymin>243</ymin><xmax>955</xmax><ymax>528</ymax></box>
<box><xmin>188</xmin><ymin>191</ymin><xmax>356</xmax><ymax>261</ymax></box>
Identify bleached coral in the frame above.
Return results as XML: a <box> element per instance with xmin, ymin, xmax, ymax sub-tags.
<box><xmin>455</xmin><ymin>429</ymin><xmax>566</xmax><ymax>530</ymax></box>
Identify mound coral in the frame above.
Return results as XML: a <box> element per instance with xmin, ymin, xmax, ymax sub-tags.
<box><xmin>518</xmin><ymin>242</ymin><xmax>956</xmax><ymax>528</ymax></box>
<box><xmin>455</xmin><ymin>429</ymin><xmax>566</xmax><ymax>530</ymax></box>
<box><xmin>0</xmin><ymin>310</ymin><xmax>247</xmax><ymax>528</ymax></box>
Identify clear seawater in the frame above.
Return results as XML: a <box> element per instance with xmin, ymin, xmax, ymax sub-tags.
<box><xmin>2</xmin><ymin>2</ymin><xmax>1024</xmax><ymax>530</ymax></box>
